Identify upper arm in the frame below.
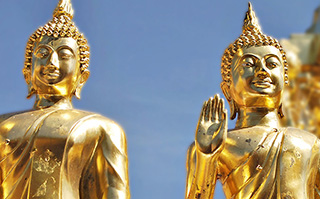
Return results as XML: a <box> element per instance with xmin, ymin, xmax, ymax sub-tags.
<box><xmin>100</xmin><ymin>119</ymin><xmax>130</xmax><ymax>199</ymax></box>
<box><xmin>78</xmin><ymin>116</ymin><xmax>130</xmax><ymax>199</ymax></box>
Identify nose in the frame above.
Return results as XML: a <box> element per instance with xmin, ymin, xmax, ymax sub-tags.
<box><xmin>255</xmin><ymin>61</ymin><xmax>270</xmax><ymax>79</ymax></box>
<box><xmin>47</xmin><ymin>51</ymin><xmax>59</xmax><ymax>68</ymax></box>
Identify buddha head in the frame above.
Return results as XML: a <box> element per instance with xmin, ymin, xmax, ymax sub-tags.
<box><xmin>23</xmin><ymin>0</ymin><xmax>90</xmax><ymax>101</ymax></box>
<box><xmin>220</xmin><ymin>3</ymin><xmax>289</xmax><ymax>120</ymax></box>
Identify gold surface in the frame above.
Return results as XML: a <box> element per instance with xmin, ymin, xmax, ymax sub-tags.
<box><xmin>277</xmin><ymin>5</ymin><xmax>320</xmax><ymax>139</ymax></box>
<box><xmin>0</xmin><ymin>0</ymin><xmax>129</xmax><ymax>198</ymax></box>
<box><xmin>280</xmin><ymin>10</ymin><xmax>320</xmax><ymax>138</ymax></box>
<box><xmin>186</xmin><ymin>3</ymin><xmax>320</xmax><ymax>199</ymax></box>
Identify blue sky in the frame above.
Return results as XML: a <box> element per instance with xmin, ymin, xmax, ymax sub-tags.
<box><xmin>0</xmin><ymin>0</ymin><xmax>319</xmax><ymax>198</ymax></box>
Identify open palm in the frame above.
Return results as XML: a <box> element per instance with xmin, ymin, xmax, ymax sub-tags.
<box><xmin>195</xmin><ymin>94</ymin><xmax>227</xmax><ymax>154</ymax></box>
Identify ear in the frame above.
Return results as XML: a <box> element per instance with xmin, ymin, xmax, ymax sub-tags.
<box><xmin>74</xmin><ymin>69</ymin><xmax>90</xmax><ymax>99</ymax></box>
<box><xmin>220</xmin><ymin>82</ymin><xmax>231</xmax><ymax>101</ymax></box>
<box><xmin>23</xmin><ymin>68</ymin><xmax>36</xmax><ymax>99</ymax></box>
<box><xmin>278</xmin><ymin>103</ymin><xmax>284</xmax><ymax>118</ymax></box>
<box><xmin>23</xmin><ymin>68</ymin><xmax>31</xmax><ymax>84</ymax></box>
<box><xmin>27</xmin><ymin>84</ymin><xmax>36</xmax><ymax>99</ymax></box>
<box><xmin>221</xmin><ymin>82</ymin><xmax>238</xmax><ymax>120</ymax></box>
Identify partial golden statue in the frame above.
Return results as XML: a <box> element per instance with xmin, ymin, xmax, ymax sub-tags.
<box><xmin>280</xmin><ymin>6</ymin><xmax>320</xmax><ymax>138</ymax></box>
<box><xmin>0</xmin><ymin>0</ymin><xmax>130</xmax><ymax>198</ymax></box>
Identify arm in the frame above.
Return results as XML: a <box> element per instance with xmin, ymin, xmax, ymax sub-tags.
<box><xmin>186</xmin><ymin>95</ymin><xmax>227</xmax><ymax>199</ymax></box>
<box><xmin>102</xmin><ymin>123</ymin><xmax>130</xmax><ymax>199</ymax></box>
<box><xmin>79</xmin><ymin>119</ymin><xmax>130</xmax><ymax>199</ymax></box>
<box><xmin>185</xmin><ymin>142</ymin><xmax>196</xmax><ymax>196</ymax></box>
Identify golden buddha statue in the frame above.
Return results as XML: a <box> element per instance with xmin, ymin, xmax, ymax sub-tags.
<box><xmin>0</xmin><ymin>0</ymin><xmax>129</xmax><ymax>198</ymax></box>
<box><xmin>186</xmin><ymin>3</ymin><xmax>320</xmax><ymax>199</ymax></box>
<box><xmin>278</xmin><ymin>5</ymin><xmax>320</xmax><ymax>138</ymax></box>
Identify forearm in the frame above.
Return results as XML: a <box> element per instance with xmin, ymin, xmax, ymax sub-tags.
<box><xmin>106</xmin><ymin>154</ymin><xmax>130</xmax><ymax>199</ymax></box>
<box><xmin>105</xmin><ymin>126</ymin><xmax>130</xmax><ymax>199</ymax></box>
<box><xmin>187</xmin><ymin>149</ymin><xmax>218</xmax><ymax>199</ymax></box>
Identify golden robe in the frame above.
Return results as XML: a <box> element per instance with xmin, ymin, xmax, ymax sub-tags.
<box><xmin>0</xmin><ymin>104</ymin><xmax>129</xmax><ymax>199</ymax></box>
<box><xmin>187</xmin><ymin>126</ymin><xmax>320</xmax><ymax>199</ymax></box>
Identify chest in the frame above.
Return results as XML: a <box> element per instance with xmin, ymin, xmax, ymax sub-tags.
<box><xmin>0</xmin><ymin>110</ymin><xmax>97</xmax><ymax>197</ymax></box>
<box><xmin>218</xmin><ymin>128</ymin><xmax>317</xmax><ymax>199</ymax></box>
<box><xmin>220</xmin><ymin>130</ymin><xmax>310</xmax><ymax>173</ymax></box>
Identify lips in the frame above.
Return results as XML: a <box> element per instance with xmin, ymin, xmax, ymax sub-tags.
<box><xmin>42</xmin><ymin>65</ymin><xmax>60</xmax><ymax>80</ymax></box>
<box><xmin>252</xmin><ymin>77</ymin><xmax>272</xmax><ymax>88</ymax></box>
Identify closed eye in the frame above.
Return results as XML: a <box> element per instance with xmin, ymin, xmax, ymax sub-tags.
<box><xmin>241</xmin><ymin>56</ymin><xmax>255</xmax><ymax>68</ymax></box>
<box><xmin>242</xmin><ymin>62</ymin><xmax>254</xmax><ymax>67</ymax></box>
<box><xmin>58</xmin><ymin>48</ymin><xmax>74</xmax><ymax>60</ymax></box>
<box><xmin>35</xmin><ymin>47</ymin><xmax>50</xmax><ymax>59</ymax></box>
<box><xmin>267</xmin><ymin>62</ymin><xmax>278</xmax><ymax>68</ymax></box>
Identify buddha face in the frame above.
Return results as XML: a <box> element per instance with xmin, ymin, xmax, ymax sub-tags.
<box><xmin>228</xmin><ymin>46</ymin><xmax>284</xmax><ymax>109</ymax></box>
<box><xmin>31</xmin><ymin>35</ymin><xmax>80</xmax><ymax>97</ymax></box>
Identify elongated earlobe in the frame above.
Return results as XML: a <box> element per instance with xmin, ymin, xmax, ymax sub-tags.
<box><xmin>74</xmin><ymin>69</ymin><xmax>90</xmax><ymax>99</ymax></box>
<box><xmin>221</xmin><ymin>82</ymin><xmax>238</xmax><ymax>120</ymax></box>
<box><xmin>278</xmin><ymin>103</ymin><xmax>284</xmax><ymax>118</ymax></box>
<box><xmin>74</xmin><ymin>87</ymin><xmax>81</xmax><ymax>99</ymax></box>
<box><xmin>230</xmin><ymin>99</ymin><xmax>239</xmax><ymax>120</ymax></box>
<box><xmin>27</xmin><ymin>84</ymin><xmax>36</xmax><ymax>99</ymax></box>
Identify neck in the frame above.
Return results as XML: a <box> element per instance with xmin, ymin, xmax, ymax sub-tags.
<box><xmin>33</xmin><ymin>95</ymin><xmax>73</xmax><ymax>110</ymax></box>
<box><xmin>235</xmin><ymin>107</ymin><xmax>280</xmax><ymax>129</ymax></box>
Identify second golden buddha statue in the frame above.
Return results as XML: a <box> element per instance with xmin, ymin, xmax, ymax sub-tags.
<box><xmin>0</xmin><ymin>0</ymin><xmax>130</xmax><ymax>198</ymax></box>
<box><xmin>186</xmin><ymin>3</ymin><xmax>320</xmax><ymax>199</ymax></box>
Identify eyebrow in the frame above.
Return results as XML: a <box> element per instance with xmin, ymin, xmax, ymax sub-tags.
<box><xmin>233</xmin><ymin>54</ymin><xmax>258</xmax><ymax>70</ymax></box>
<box><xmin>35</xmin><ymin>44</ymin><xmax>52</xmax><ymax>51</ymax></box>
<box><xmin>264</xmin><ymin>54</ymin><xmax>281</xmax><ymax>62</ymax></box>
<box><xmin>57</xmin><ymin>45</ymin><xmax>75</xmax><ymax>55</ymax></box>
<box><xmin>241</xmin><ymin>53</ymin><xmax>259</xmax><ymax>60</ymax></box>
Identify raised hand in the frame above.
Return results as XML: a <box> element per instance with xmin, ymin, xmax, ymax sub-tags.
<box><xmin>195</xmin><ymin>94</ymin><xmax>228</xmax><ymax>154</ymax></box>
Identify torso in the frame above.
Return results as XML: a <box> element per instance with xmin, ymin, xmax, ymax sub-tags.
<box><xmin>218</xmin><ymin>126</ymin><xmax>320</xmax><ymax>199</ymax></box>
<box><xmin>0</xmin><ymin>108</ymin><xmax>103</xmax><ymax>198</ymax></box>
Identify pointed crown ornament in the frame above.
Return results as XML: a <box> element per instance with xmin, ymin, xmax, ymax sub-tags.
<box><xmin>221</xmin><ymin>2</ymin><xmax>289</xmax><ymax>87</ymax></box>
<box><xmin>23</xmin><ymin>0</ymin><xmax>90</xmax><ymax>85</ymax></box>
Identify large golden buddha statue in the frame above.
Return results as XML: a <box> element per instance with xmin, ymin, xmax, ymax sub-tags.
<box><xmin>186</xmin><ymin>3</ymin><xmax>320</xmax><ymax>199</ymax></box>
<box><xmin>0</xmin><ymin>0</ymin><xmax>129</xmax><ymax>198</ymax></box>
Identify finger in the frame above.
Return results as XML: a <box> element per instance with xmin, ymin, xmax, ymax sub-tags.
<box><xmin>218</xmin><ymin>98</ymin><xmax>224</xmax><ymax>120</ymax></box>
<box><xmin>211</xmin><ymin>95</ymin><xmax>217</xmax><ymax>121</ymax></box>
<box><xmin>214</xmin><ymin>94</ymin><xmax>220</xmax><ymax>122</ymax></box>
<box><xmin>222</xmin><ymin>98</ymin><xmax>227</xmax><ymax>120</ymax></box>
<box><xmin>210</xmin><ymin>97</ymin><xmax>215</xmax><ymax>121</ymax></box>
<box><xmin>204</xmin><ymin>99</ymin><xmax>210</xmax><ymax>121</ymax></box>
<box><xmin>222</xmin><ymin>108</ymin><xmax>227</xmax><ymax>121</ymax></box>
<box><xmin>208</xmin><ymin>97</ymin><xmax>213</xmax><ymax>121</ymax></box>
<box><xmin>220</xmin><ymin>113</ymin><xmax>227</xmax><ymax>139</ymax></box>
<box><xmin>216</xmin><ymin>113</ymin><xmax>227</xmax><ymax>139</ymax></box>
<box><xmin>200</xmin><ymin>101</ymin><xmax>207</xmax><ymax>121</ymax></box>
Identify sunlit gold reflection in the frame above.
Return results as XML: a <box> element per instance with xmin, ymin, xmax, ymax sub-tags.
<box><xmin>186</xmin><ymin>3</ymin><xmax>320</xmax><ymax>199</ymax></box>
<box><xmin>0</xmin><ymin>0</ymin><xmax>130</xmax><ymax>198</ymax></box>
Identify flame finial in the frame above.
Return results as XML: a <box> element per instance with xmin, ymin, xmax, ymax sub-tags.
<box><xmin>242</xmin><ymin>2</ymin><xmax>262</xmax><ymax>33</ymax></box>
<box><xmin>53</xmin><ymin>0</ymin><xmax>74</xmax><ymax>19</ymax></box>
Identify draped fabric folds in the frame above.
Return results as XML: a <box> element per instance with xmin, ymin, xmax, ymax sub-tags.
<box><xmin>226</xmin><ymin>130</ymin><xmax>285</xmax><ymax>199</ymax></box>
